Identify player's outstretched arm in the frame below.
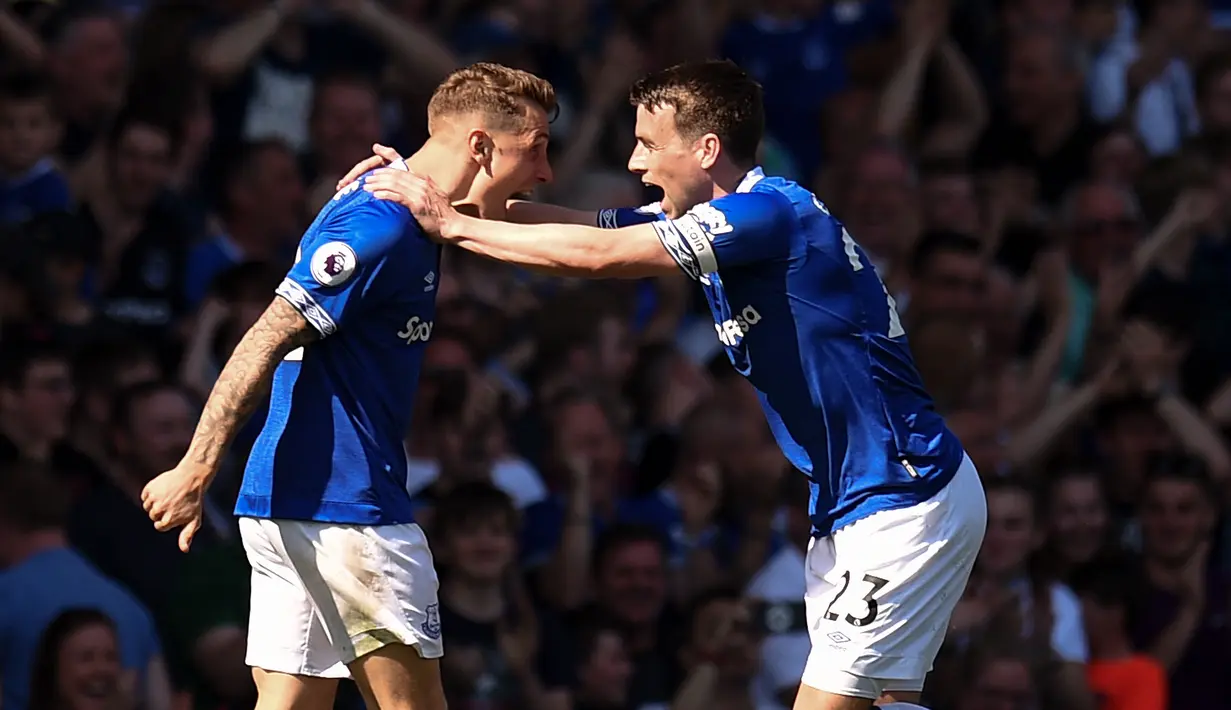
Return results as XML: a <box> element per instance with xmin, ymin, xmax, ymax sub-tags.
<box><xmin>445</xmin><ymin>216</ymin><xmax>680</xmax><ymax>278</ymax></box>
<box><xmin>364</xmin><ymin>169</ymin><xmax>680</xmax><ymax>278</ymax></box>
<box><xmin>504</xmin><ymin>200</ymin><xmax>597</xmax><ymax>226</ymax></box>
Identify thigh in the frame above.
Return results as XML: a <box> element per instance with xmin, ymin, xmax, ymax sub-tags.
<box><xmin>240</xmin><ymin>517</ymin><xmax>349</xmax><ymax>679</ymax></box>
<box><xmin>803</xmin><ymin>457</ymin><xmax>986</xmax><ymax>697</ymax></box>
<box><xmin>251</xmin><ymin>669</ymin><xmax>338</xmax><ymax>710</ymax></box>
<box><xmin>277</xmin><ymin>520</ymin><xmax>445</xmax><ymax>665</ymax></box>
<box><xmin>348</xmin><ymin>642</ymin><xmax>447</xmax><ymax>710</ymax></box>
<box><xmin>793</xmin><ymin>684</ymin><xmax>874</xmax><ymax>710</ymax></box>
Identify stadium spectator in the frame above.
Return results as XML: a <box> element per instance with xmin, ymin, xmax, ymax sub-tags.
<box><xmin>0</xmin><ymin>461</ymin><xmax>170</xmax><ymax>710</ymax></box>
<box><xmin>27</xmin><ymin>608</ymin><xmax>132</xmax><ymax>710</ymax></box>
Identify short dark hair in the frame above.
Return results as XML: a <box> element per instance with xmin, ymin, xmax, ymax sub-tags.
<box><xmin>427</xmin><ymin>62</ymin><xmax>557</xmax><ymax>133</ymax></box>
<box><xmin>433</xmin><ymin>481</ymin><xmax>518</xmax><ymax>541</ymax></box>
<box><xmin>592</xmin><ymin>523</ymin><xmax>666</xmax><ymax>574</ymax></box>
<box><xmin>73</xmin><ymin>339</ymin><xmax>158</xmax><ymax>394</ymax></box>
<box><xmin>1143</xmin><ymin>452</ymin><xmax>1217</xmax><ymax>499</ymax></box>
<box><xmin>0</xmin><ymin>72</ymin><xmax>52</xmax><ymax>106</ymax></box>
<box><xmin>0</xmin><ymin>460</ymin><xmax>68</xmax><ymax>531</ymax></box>
<box><xmin>1195</xmin><ymin>50</ymin><xmax>1231</xmax><ymax>104</ymax></box>
<box><xmin>628</xmin><ymin>60</ymin><xmax>764</xmax><ymax>168</ymax></box>
<box><xmin>208</xmin><ymin>261</ymin><xmax>283</xmax><ymax>303</ymax></box>
<box><xmin>1093</xmin><ymin>393</ymin><xmax>1158</xmax><ymax>431</ymax></box>
<box><xmin>908</xmin><ymin>230</ymin><xmax>982</xmax><ymax>277</ymax></box>
<box><xmin>0</xmin><ymin>340</ymin><xmax>68</xmax><ymax>390</ymax></box>
<box><xmin>214</xmin><ymin>138</ymin><xmax>293</xmax><ymax>216</ymax></box>
<box><xmin>918</xmin><ymin>156</ymin><xmax>972</xmax><ymax>181</ymax></box>
<box><xmin>1122</xmin><ymin>280</ymin><xmax>1196</xmax><ymax>342</ymax></box>
<box><xmin>29</xmin><ymin>609</ymin><xmax>118</xmax><ymax>710</ymax></box>
<box><xmin>685</xmin><ymin>585</ymin><xmax>744</xmax><ymax>641</ymax></box>
<box><xmin>110</xmin><ymin>380</ymin><xmax>195</xmax><ymax>433</ymax></box>
<box><xmin>310</xmin><ymin>71</ymin><xmax>380</xmax><ymax>124</ymax></box>
<box><xmin>105</xmin><ymin>104</ymin><xmax>182</xmax><ymax>158</ymax></box>
<box><xmin>1070</xmin><ymin>555</ymin><xmax>1138</xmax><ymax>608</ymax></box>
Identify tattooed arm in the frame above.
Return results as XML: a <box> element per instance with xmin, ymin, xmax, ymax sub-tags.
<box><xmin>185</xmin><ymin>296</ymin><xmax>317</xmax><ymax>477</ymax></box>
<box><xmin>144</xmin><ymin>295</ymin><xmax>318</xmax><ymax>550</ymax></box>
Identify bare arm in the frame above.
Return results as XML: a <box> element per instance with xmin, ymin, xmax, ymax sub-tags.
<box><xmin>440</xmin><ymin>215</ymin><xmax>680</xmax><ymax>279</ymax></box>
<box><xmin>1006</xmin><ymin>376</ymin><xmax>1107</xmax><ymax>470</ymax></box>
<box><xmin>1155</xmin><ymin>390</ymin><xmax>1231</xmax><ymax>483</ymax></box>
<box><xmin>196</xmin><ymin>4</ymin><xmax>286</xmax><ymax>85</ymax></box>
<box><xmin>1150</xmin><ymin>603</ymin><xmax>1203</xmax><ymax>670</ymax></box>
<box><xmin>875</xmin><ymin>34</ymin><xmax>934</xmax><ymax>140</ymax></box>
<box><xmin>0</xmin><ymin>9</ymin><xmax>45</xmax><ymax>67</ymax></box>
<box><xmin>505</xmin><ymin>200</ymin><xmax>597</xmax><ymax>226</ymax></box>
<box><xmin>537</xmin><ymin>466</ymin><xmax>593</xmax><ymax>610</ymax></box>
<box><xmin>342</xmin><ymin>0</ymin><xmax>456</xmax><ymax>88</ymax></box>
<box><xmin>143</xmin><ymin>656</ymin><xmax>175</xmax><ymax>710</ymax></box>
<box><xmin>185</xmin><ymin>296</ymin><xmax>317</xmax><ymax>474</ymax></box>
<box><xmin>925</xmin><ymin>40</ymin><xmax>989</xmax><ymax>155</ymax></box>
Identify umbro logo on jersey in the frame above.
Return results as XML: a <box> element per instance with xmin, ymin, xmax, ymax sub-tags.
<box><xmin>424</xmin><ymin>271</ymin><xmax>435</xmax><ymax>292</ymax></box>
<box><xmin>715</xmin><ymin>305</ymin><xmax>762</xmax><ymax>346</ymax></box>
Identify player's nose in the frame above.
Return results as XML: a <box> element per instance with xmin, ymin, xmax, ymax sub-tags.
<box><xmin>536</xmin><ymin>158</ymin><xmax>553</xmax><ymax>184</ymax></box>
<box><xmin>627</xmin><ymin>144</ymin><xmax>648</xmax><ymax>174</ymax></box>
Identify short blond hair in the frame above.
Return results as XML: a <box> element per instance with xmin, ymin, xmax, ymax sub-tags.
<box><xmin>427</xmin><ymin>63</ymin><xmax>556</xmax><ymax>133</ymax></box>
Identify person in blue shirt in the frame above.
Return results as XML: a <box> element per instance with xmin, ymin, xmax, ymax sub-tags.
<box><xmin>139</xmin><ymin>63</ymin><xmax>555</xmax><ymax>710</ymax></box>
<box><xmin>358</xmin><ymin>60</ymin><xmax>987</xmax><ymax>710</ymax></box>
<box><xmin>0</xmin><ymin>74</ymin><xmax>71</xmax><ymax>225</ymax></box>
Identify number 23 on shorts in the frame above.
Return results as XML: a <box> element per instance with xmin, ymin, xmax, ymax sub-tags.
<box><xmin>819</xmin><ymin>570</ymin><xmax>891</xmax><ymax>629</ymax></box>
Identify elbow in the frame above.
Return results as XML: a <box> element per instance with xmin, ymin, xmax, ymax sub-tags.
<box><xmin>565</xmin><ymin>239</ymin><xmax>620</xmax><ymax>277</ymax></box>
<box><xmin>197</xmin><ymin>51</ymin><xmax>241</xmax><ymax>85</ymax></box>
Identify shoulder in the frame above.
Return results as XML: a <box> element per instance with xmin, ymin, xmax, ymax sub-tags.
<box><xmin>692</xmin><ymin>190</ymin><xmax>796</xmax><ymax>233</ymax></box>
<box><xmin>324</xmin><ymin>185</ymin><xmax>412</xmax><ymax>238</ymax></box>
<box><xmin>1049</xmin><ymin>582</ymin><xmax>1084</xmax><ymax>621</ymax></box>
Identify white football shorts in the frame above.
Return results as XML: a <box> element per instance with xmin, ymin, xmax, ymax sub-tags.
<box><xmin>802</xmin><ymin>453</ymin><xmax>986</xmax><ymax>699</ymax></box>
<box><xmin>239</xmin><ymin>517</ymin><xmax>444</xmax><ymax>678</ymax></box>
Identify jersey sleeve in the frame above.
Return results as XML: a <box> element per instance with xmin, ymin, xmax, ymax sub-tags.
<box><xmin>596</xmin><ymin>202</ymin><xmax>665</xmax><ymax>229</ymax></box>
<box><xmin>650</xmin><ymin>192</ymin><xmax>792</xmax><ymax>281</ymax></box>
<box><xmin>276</xmin><ymin>199</ymin><xmax>408</xmax><ymax>337</ymax></box>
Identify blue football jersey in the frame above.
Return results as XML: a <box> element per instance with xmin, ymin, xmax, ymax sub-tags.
<box><xmin>235</xmin><ymin>164</ymin><xmax>441</xmax><ymax>525</ymax></box>
<box><xmin>598</xmin><ymin>168</ymin><xmax>965</xmax><ymax>535</ymax></box>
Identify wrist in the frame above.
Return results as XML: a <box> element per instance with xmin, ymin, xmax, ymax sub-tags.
<box><xmin>1145</xmin><ymin>377</ymin><xmax>1179</xmax><ymax>399</ymax></box>
<box><xmin>349</xmin><ymin>0</ymin><xmax>383</xmax><ymax>27</ymax></box>
<box><xmin>439</xmin><ymin>212</ymin><xmax>471</xmax><ymax>242</ymax></box>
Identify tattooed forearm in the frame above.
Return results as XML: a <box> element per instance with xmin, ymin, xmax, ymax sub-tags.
<box><xmin>185</xmin><ymin>296</ymin><xmax>318</xmax><ymax>473</ymax></box>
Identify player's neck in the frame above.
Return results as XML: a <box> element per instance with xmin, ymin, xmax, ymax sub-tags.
<box><xmin>1089</xmin><ymin>634</ymin><xmax>1134</xmax><ymax>661</ymax></box>
<box><xmin>8</xmin><ymin>529</ymin><xmax>67</xmax><ymax>566</ymax></box>
<box><xmin>404</xmin><ymin>140</ymin><xmax>479</xmax><ymax>202</ymax></box>
<box><xmin>1030</xmin><ymin>102</ymin><xmax>1079</xmax><ymax>155</ymax></box>
<box><xmin>709</xmin><ymin>163</ymin><xmax>753</xmax><ymax>202</ymax></box>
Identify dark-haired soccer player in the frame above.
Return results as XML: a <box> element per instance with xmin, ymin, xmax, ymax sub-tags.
<box><xmin>354</xmin><ymin>60</ymin><xmax>987</xmax><ymax>710</ymax></box>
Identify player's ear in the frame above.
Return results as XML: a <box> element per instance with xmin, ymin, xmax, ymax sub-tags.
<box><xmin>696</xmin><ymin>133</ymin><xmax>721</xmax><ymax>170</ymax></box>
<box><xmin>467</xmin><ymin>129</ymin><xmax>494</xmax><ymax>169</ymax></box>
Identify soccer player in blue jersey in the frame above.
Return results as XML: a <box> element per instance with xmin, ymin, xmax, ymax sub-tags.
<box><xmin>358</xmin><ymin>60</ymin><xmax>987</xmax><ymax>710</ymax></box>
<box><xmin>139</xmin><ymin>63</ymin><xmax>555</xmax><ymax>710</ymax></box>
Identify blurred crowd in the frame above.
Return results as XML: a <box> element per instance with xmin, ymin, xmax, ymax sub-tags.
<box><xmin>1</xmin><ymin>0</ymin><xmax>1231</xmax><ymax>709</ymax></box>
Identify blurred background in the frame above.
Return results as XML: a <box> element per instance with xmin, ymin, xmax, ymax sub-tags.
<box><xmin>0</xmin><ymin>0</ymin><xmax>1230</xmax><ymax>709</ymax></box>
